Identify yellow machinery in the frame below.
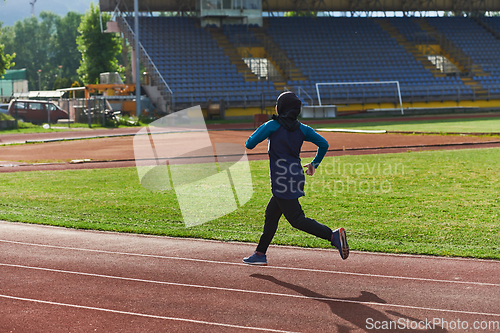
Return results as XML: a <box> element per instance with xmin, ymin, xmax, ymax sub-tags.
<box><xmin>85</xmin><ymin>84</ymin><xmax>136</xmax><ymax>99</ymax></box>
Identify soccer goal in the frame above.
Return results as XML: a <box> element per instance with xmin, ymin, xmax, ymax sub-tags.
<box><xmin>315</xmin><ymin>81</ymin><xmax>404</xmax><ymax>115</ymax></box>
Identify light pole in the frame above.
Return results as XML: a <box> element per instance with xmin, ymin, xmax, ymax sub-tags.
<box><xmin>38</xmin><ymin>69</ymin><xmax>42</xmax><ymax>91</ymax></box>
<box><xmin>134</xmin><ymin>0</ymin><xmax>140</xmax><ymax>117</ymax></box>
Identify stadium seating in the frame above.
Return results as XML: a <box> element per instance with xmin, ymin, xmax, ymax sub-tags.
<box><xmin>437</xmin><ymin>16</ymin><xmax>500</xmax><ymax>93</ymax></box>
<box><xmin>387</xmin><ymin>17</ymin><xmax>436</xmax><ymax>43</ymax></box>
<box><xmin>132</xmin><ymin>17</ymin><xmax>278</xmax><ymax>108</ymax></box>
<box><xmin>266</xmin><ymin>17</ymin><xmax>473</xmax><ymax>103</ymax></box>
<box><xmin>222</xmin><ymin>24</ymin><xmax>261</xmax><ymax>46</ymax></box>
<box><xmin>427</xmin><ymin>17</ymin><xmax>500</xmax><ymax>72</ymax></box>
<box><xmin>128</xmin><ymin>16</ymin><xmax>500</xmax><ymax>110</ymax></box>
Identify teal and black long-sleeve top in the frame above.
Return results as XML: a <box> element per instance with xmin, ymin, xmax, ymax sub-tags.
<box><xmin>245</xmin><ymin>120</ymin><xmax>329</xmax><ymax>199</ymax></box>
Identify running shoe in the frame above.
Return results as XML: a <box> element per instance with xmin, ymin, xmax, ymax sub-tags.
<box><xmin>331</xmin><ymin>228</ymin><xmax>349</xmax><ymax>260</ymax></box>
<box><xmin>243</xmin><ymin>252</ymin><xmax>267</xmax><ymax>266</ymax></box>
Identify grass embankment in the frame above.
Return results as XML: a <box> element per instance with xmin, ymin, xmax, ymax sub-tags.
<box><xmin>0</xmin><ymin>148</ymin><xmax>498</xmax><ymax>259</ymax></box>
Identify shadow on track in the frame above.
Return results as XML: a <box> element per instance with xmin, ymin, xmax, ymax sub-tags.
<box><xmin>250</xmin><ymin>273</ymin><xmax>447</xmax><ymax>333</ymax></box>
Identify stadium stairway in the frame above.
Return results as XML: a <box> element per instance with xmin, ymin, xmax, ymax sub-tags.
<box><xmin>474</xmin><ymin>17</ymin><xmax>500</xmax><ymax>40</ymax></box>
<box><xmin>376</xmin><ymin>17</ymin><xmax>489</xmax><ymax>101</ymax></box>
<box><xmin>423</xmin><ymin>17</ymin><xmax>491</xmax><ymax>99</ymax></box>
<box><xmin>375</xmin><ymin>18</ymin><xmax>445</xmax><ymax>78</ymax></box>
<box><xmin>248</xmin><ymin>30</ymin><xmax>287</xmax><ymax>90</ymax></box>
<box><xmin>205</xmin><ymin>26</ymin><xmax>259</xmax><ymax>82</ymax></box>
<box><xmin>116</xmin><ymin>15</ymin><xmax>172</xmax><ymax>114</ymax></box>
<box><xmin>115</xmin><ymin>15</ymin><xmax>500</xmax><ymax>116</ymax></box>
<box><xmin>264</xmin><ymin>16</ymin><xmax>464</xmax><ymax>104</ymax></box>
<box><xmin>415</xmin><ymin>18</ymin><xmax>484</xmax><ymax>76</ymax></box>
<box><xmin>142</xmin><ymin>84</ymin><xmax>168</xmax><ymax>114</ymax></box>
<box><xmin>250</xmin><ymin>21</ymin><xmax>308</xmax><ymax>91</ymax></box>
<box><xmin>460</xmin><ymin>77</ymin><xmax>488</xmax><ymax>99</ymax></box>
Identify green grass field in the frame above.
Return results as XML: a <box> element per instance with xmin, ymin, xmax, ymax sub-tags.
<box><xmin>1</xmin><ymin>148</ymin><xmax>498</xmax><ymax>259</ymax></box>
<box><xmin>310</xmin><ymin>116</ymin><xmax>500</xmax><ymax>134</ymax></box>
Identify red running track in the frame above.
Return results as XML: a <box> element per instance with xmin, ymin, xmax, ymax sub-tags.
<box><xmin>0</xmin><ymin>221</ymin><xmax>499</xmax><ymax>332</ymax></box>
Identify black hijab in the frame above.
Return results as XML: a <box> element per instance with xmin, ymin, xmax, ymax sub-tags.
<box><xmin>272</xmin><ymin>91</ymin><xmax>302</xmax><ymax>131</ymax></box>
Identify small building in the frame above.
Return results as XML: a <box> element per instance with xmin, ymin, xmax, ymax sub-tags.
<box><xmin>0</xmin><ymin>69</ymin><xmax>29</xmax><ymax>102</ymax></box>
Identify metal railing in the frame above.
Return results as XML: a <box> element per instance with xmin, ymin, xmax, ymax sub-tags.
<box><xmin>172</xmin><ymin>90</ymin><xmax>279</xmax><ymax>110</ymax></box>
<box><xmin>296</xmin><ymin>86</ymin><xmax>314</xmax><ymax>106</ymax></box>
<box><xmin>59</xmin><ymin>98</ymin><xmax>108</xmax><ymax>127</ymax></box>
<box><xmin>311</xmin><ymin>84</ymin><xmax>498</xmax><ymax>106</ymax></box>
<box><xmin>250</xmin><ymin>29</ymin><xmax>293</xmax><ymax>81</ymax></box>
<box><xmin>411</xmin><ymin>29</ymin><xmax>479</xmax><ymax>77</ymax></box>
<box><xmin>242</xmin><ymin>57</ymin><xmax>283</xmax><ymax>82</ymax></box>
<box><xmin>167</xmin><ymin>82</ymin><xmax>500</xmax><ymax>113</ymax></box>
<box><xmin>116</xmin><ymin>14</ymin><xmax>174</xmax><ymax>113</ymax></box>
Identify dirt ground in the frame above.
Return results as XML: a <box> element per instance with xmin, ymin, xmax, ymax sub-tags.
<box><xmin>1</xmin><ymin>128</ymin><xmax>500</xmax><ymax>173</ymax></box>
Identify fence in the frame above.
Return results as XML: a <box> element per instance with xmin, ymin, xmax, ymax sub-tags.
<box><xmin>292</xmin><ymin>84</ymin><xmax>500</xmax><ymax>107</ymax></box>
<box><xmin>170</xmin><ymin>83</ymin><xmax>500</xmax><ymax>114</ymax></box>
<box><xmin>242</xmin><ymin>58</ymin><xmax>283</xmax><ymax>82</ymax></box>
<box><xmin>58</xmin><ymin>98</ymin><xmax>113</xmax><ymax>127</ymax></box>
<box><xmin>116</xmin><ymin>13</ymin><xmax>173</xmax><ymax>113</ymax></box>
<box><xmin>172</xmin><ymin>90</ymin><xmax>278</xmax><ymax>111</ymax></box>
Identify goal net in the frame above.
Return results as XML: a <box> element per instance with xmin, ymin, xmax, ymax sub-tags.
<box><xmin>315</xmin><ymin>81</ymin><xmax>404</xmax><ymax>115</ymax></box>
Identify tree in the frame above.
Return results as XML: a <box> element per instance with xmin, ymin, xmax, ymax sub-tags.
<box><xmin>0</xmin><ymin>43</ymin><xmax>14</xmax><ymax>77</ymax></box>
<box><xmin>1</xmin><ymin>12</ymin><xmax>58</xmax><ymax>90</ymax></box>
<box><xmin>1</xmin><ymin>11</ymin><xmax>83</xmax><ymax>90</ymax></box>
<box><xmin>120</xmin><ymin>37</ymin><xmax>132</xmax><ymax>84</ymax></box>
<box><xmin>1</xmin><ymin>12</ymin><xmax>83</xmax><ymax>89</ymax></box>
<box><xmin>0</xmin><ymin>23</ymin><xmax>15</xmax><ymax>77</ymax></box>
<box><xmin>53</xmin><ymin>12</ymin><xmax>82</xmax><ymax>84</ymax></box>
<box><xmin>77</xmin><ymin>3</ymin><xmax>121</xmax><ymax>85</ymax></box>
<box><xmin>53</xmin><ymin>76</ymin><xmax>72</xmax><ymax>90</ymax></box>
<box><xmin>284</xmin><ymin>11</ymin><xmax>317</xmax><ymax>17</ymax></box>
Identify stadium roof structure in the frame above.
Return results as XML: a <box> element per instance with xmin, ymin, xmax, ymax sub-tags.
<box><xmin>100</xmin><ymin>0</ymin><xmax>500</xmax><ymax>14</ymax></box>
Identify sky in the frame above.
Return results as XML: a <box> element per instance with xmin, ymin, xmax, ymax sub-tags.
<box><xmin>0</xmin><ymin>0</ymin><xmax>95</xmax><ymax>27</ymax></box>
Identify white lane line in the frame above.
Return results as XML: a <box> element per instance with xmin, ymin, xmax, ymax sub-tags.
<box><xmin>2</xmin><ymin>262</ymin><xmax>500</xmax><ymax>318</ymax></box>
<box><xmin>317</xmin><ymin>128</ymin><xmax>387</xmax><ymax>134</ymax></box>
<box><xmin>1</xmin><ymin>239</ymin><xmax>498</xmax><ymax>288</ymax></box>
<box><xmin>0</xmin><ymin>294</ymin><xmax>299</xmax><ymax>333</ymax></box>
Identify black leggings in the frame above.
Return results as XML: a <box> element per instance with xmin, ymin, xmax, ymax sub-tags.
<box><xmin>256</xmin><ymin>196</ymin><xmax>333</xmax><ymax>254</ymax></box>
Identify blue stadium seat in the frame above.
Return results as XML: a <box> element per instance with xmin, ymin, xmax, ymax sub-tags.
<box><xmin>130</xmin><ymin>15</ymin><xmax>500</xmax><ymax>107</ymax></box>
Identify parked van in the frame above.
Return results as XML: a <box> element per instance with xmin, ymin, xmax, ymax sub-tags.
<box><xmin>8</xmin><ymin>100</ymin><xmax>69</xmax><ymax>124</ymax></box>
<box><xmin>0</xmin><ymin>104</ymin><xmax>9</xmax><ymax>114</ymax></box>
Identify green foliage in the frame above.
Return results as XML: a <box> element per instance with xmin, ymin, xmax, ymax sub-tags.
<box><xmin>1</xmin><ymin>12</ymin><xmax>56</xmax><ymax>89</ymax></box>
<box><xmin>0</xmin><ymin>113</ymin><xmax>41</xmax><ymax>130</ymax></box>
<box><xmin>0</xmin><ymin>112</ymin><xmax>13</xmax><ymax>121</ymax></box>
<box><xmin>0</xmin><ymin>23</ymin><xmax>15</xmax><ymax>77</ymax></box>
<box><xmin>0</xmin><ymin>11</ymin><xmax>82</xmax><ymax>90</ymax></box>
<box><xmin>53</xmin><ymin>76</ymin><xmax>73</xmax><ymax>90</ymax></box>
<box><xmin>116</xmin><ymin>115</ymin><xmax>141</xmax><ymax>126</ymax></box>
<box><xmin>54</xmin><ymin>12</ymin><xmax>82</xmax><ymax>83</ymax></box>
<box><xmin>0</xmin><ymin>43</ymin><xmax>15</xmax><ymax>77</ymax></box>
<box><xmin>77</xmin><ymin>3</ymin><xmax>121</xmax><ymax>85</ymax></box>
<box><xmin>20</xmin><ymin>12</ymin><xmax>58</xmax><ymax>89</ymax></box>
<box><xmin>284</xmin><ymin>11</ymin><xmax>317</xmax><ymax>17</ymax></box>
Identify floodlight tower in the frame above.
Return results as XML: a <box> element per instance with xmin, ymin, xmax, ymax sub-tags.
<box><xmin>30</xmin><ymin>0</ymin><xmax>37</xmax><ymax>16</ymax></box>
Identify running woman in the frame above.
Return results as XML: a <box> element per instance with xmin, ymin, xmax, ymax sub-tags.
<box><xmin>243</xmin><ymin>91</ymin><xmax>349</xmax><ymax>266</ymax></box>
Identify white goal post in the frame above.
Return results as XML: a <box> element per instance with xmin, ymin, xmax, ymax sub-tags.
<box><xmin>315</xmin><ymin>81</ymin><xmax>404</xmax><ymax>115</ymax></box>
